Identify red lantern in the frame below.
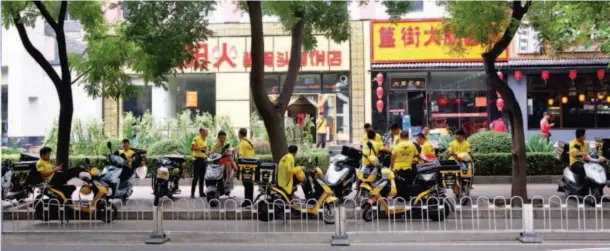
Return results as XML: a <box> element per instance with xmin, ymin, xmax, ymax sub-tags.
<box><xmin>598</xmin><ymin>69</ymin><xmax>605</xmax><ymax>80</ymax></box>
<box><xmin>541</xmin><ymin>70</ymin><xmax>549</xmax><ymax>81</ymax></box>
<box><xmin>376</xmin><ymin>73</ymin><xmax>384</xmax><ymax>86</ymax></box>
<box><xmin>439</xmin><ymin>97</ymin><xmax>448</xmax><ymax>106</ymax></box>
<box><xmin>497</xmin><ymin>71</ymin><xmax>504</xmax><ymax>80</ymax></box>
<box><xmin>376</xmin><ymin>87</ymin><xmax>384</xmax><ymax>99</ymax></box>
<box><xmin>569</xmin><ymin>69</ymin><xmax>577</xmax><ymax>80</ymax></box>
<box><xmin>376</xmin><ymin>100</ymin><xmax>384</xmax><ymax>112</ymax></box>
<box><xmin>514</xmin><ymin>70</ymin><xmax>523</xmax><ymax>81</ymax></box>
<box><xmin>454</xmin><ymin>98</ymin><xmax>461</xmax><ymax>104</ymax></box>
<box><xmin>496</xmin><ymin>98</ymin><xmax>504</xmax><ymax>111</ymax></box>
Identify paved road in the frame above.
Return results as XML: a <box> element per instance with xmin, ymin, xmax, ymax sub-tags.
<box><xmin>3</xmin><ymin>242</ymin><xmax>610</xmax><ymax>251</ymax></box>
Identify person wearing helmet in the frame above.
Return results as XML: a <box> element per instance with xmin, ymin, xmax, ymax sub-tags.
<box><xmin>277</xmin><ymin>145</ymin><xmax>303</xmax><ymax>196</ymax></box>
<box><xmin>36</xmin><ymin>147</ymin><xmax>87</xmax><ymax>188</ymax></box>
<box><xmin>447</xmin><ymin>129</ymin><xmax>471</xmax><ymax>161</ymax></box>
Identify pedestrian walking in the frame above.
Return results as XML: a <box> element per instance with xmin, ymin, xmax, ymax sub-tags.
<box><xmin>316</xmin><ymin>113</ymin><xmax>327</xmax><ymax>149</ymax></box>
<box><xmin>540</xmin><ymin>111</ymin><xmax>554</xmax><ymax>140</ymax></box>
<box><xmin>191</xmin><ymin>128</ymin><xmax>208</xmax><ymax>198</ymax></box>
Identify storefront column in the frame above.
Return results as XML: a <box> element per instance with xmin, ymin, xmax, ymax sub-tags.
<box><xmin>508</xmin><ymin>73</ymin><xmax>528</xmax><ymax>135</ymax></box>
<box><xmin>103</xmin><ymin>98</ymin><xmax>120</xmax><ymax>138</ymax></box>
<box><xmin>350</xmin><ymin>21</ymin><xmax>367</xmax><ymax>143</ymax></box>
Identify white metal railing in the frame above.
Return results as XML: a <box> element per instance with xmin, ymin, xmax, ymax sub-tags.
<box><xmin>2</xmin><ymin>195</ymin><xmax>609</xmax><ymax>238</ymax></box>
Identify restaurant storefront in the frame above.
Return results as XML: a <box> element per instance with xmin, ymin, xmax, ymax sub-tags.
<box><xmin>105</xmin><ymin>22</ymin><xmax>359</xmax><ymax>143</ymax></box>
<box><xmin>369</xmin><ymin>19</ymin><xmax>508</xmax><ymax>137</ymax></box>
<box><xmin>502</xmin><ymin>58</ymin><xmax>610</xmax><ymax>142</ymax></box>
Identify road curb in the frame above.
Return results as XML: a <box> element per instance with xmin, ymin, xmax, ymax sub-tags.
<box><xmin>3</xmin><ymin>231</ymin><xmax>610</xmax><ymax>243</ymax></box>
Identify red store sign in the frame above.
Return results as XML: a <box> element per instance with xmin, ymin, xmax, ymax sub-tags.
<box><xmin>183</xmin><ymin>36</ymin><xmax>350</xmax><ymax>73</ymax></box>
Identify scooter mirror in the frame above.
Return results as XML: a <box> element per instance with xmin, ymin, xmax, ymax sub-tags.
<box><xmin>107</xmin><ymin>141</ymin><xmax>112</xmax><ymax>150</ymax></box>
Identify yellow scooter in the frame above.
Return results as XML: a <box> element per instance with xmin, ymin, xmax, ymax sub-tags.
<box><xmin>442</xmin><ymin>152</ymin><xmax>474</xmax><ymax>205</ymax></box>
<box><xmin>256</xmin><ymin>158</ymin><xmax>338</xmax><ymax>224</ymax></box>
<box><xmin>33</xmin><ymin>162</ymin><xmax>117</xmax><ymax>223</ymax></box>
<box><xmin>361</xmin><ymin>161</ymin><xmax>453</xmax><ymax>222</ymax></box>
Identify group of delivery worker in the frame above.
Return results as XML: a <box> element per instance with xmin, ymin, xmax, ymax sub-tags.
<box><xmin>361</xmin><ymin>123</ymin><xmax>471</xmax><ymax>185</ymax></box>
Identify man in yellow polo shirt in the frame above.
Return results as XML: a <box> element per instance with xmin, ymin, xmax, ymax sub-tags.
<box><xmin>447</xmin><ymin>130</ymin><xmax>471</xmax><ymax>161</ymax></box>
<box><xmin>119</xmin><ymin>139</ymin><xmax>136</xmax><ymax>167</ymax></box>
<box><xmin>191</xmin><ymin>128</ymin><xmax>208</xmax><ymax>198</ymax></box>
<box><xmin>361</xmin><ymin>123</ymin><xmax>383</xmax><ymax>146</ymax></box>
<box><xmin>415</xmin><ymin>133</ymin><xmax>436</xmax><ymax>161</ymax></box>
<box><xmin>36</xmin><ymin>147</ymin><xmax>86</xmax><ymax>188</ymax></box>
<box><xmin>237</xmin><ymin>128</ymin><xmax>255</xmax><ymax>208</ymax></box>
<box><xmin>391</xmin><ymin>131</ymin><xmax>418</xmax><ymax>184</ymax></box>
<box><xmin>316</xmin><ymin>114</ymin><xmax>327</xmax><ymax>149</ymax></box>
<box><xmin>568</xmin><ymin>129</ymin><xmax>605</xmax><ymax>184</ymax></box>
<box><xmin>388</xmin><ymin>124</ymin><xmax>403</xmax><ymax>149</ymax></box>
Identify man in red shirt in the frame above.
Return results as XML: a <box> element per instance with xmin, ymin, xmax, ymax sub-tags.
<box><xmin>490</xmin><ymin>118</ymin><xmax>506</xmax><ymax>133</ymax></box>
<box><xmin>540</xmin><ymin>112</ymin><xmax>554</xmax><ymax>139</ymax></box>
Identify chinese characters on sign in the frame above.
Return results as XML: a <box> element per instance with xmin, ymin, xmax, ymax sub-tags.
<box><xmin>183</xmin><ymin>35</ymin><xmax>349</xmax><ymax>72</ymax></box>
<box><xmin>372</xmin><ymin>20</ymin><xmax>508</xmax><ymax>63</ymax></box>
<box><xmin>390</xmin><ymin>78</ymin><xmax>427</xmax><ymax>90</ymax></box>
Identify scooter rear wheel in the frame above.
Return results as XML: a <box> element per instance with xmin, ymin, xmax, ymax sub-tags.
<box><xmin>361</xmin><ymin>203</ymin><xmax>377</xmax><ymax>222</ymax></box>
<box><xmin>322</xmin><ymin>202</ymin><xmax>336</xmax><ymax>225</ymax></box>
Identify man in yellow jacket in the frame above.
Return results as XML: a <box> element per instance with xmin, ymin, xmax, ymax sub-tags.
<box><xmin>415</xmin><ymin>133</ymin><xmax>436</xmax><ymax>160</ymax></box>
<box><xmin>391</xmin><ymin>131</ymin><xmax>418</xmax><ymax>184</ymax></box>
<box><xmin>236</xmin><ymin>128</ymin><xmax>256</xmax><ymax>208</ymax></box>
<box><xmin>277</xmin><ymin>145</ymin><xmax>302</xmax><ymax>196</ymax></box>
<box><xmin>361</xmin><ymin>123</ymin><xmax>383</xmax><ymax>146</ymax></box>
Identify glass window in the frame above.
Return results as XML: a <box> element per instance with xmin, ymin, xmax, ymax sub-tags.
<box><xmin>265</xmin><ymin>75</ymin><xmax>280</xmax><ymax>94</ymax></box>
<box><xmin>282</xmin><ymin>74</ymin><xmax>322</xmax><ymax>93</ymax></box>
<box><xmin>429</xmin><ymin>90</ymin><xmax>489</xmax><ymax>137</ymax></box>
<box><xmin>527</xmin><ymin>73</ymin><xmax>609</xmax><ymax>129</ymax></box>
<box><xmin>429</xmin><ymin>71</ymin><xmax>487</xmax><ymax>91</ymax></box>
<box><xmin>176</xmin><ymin>75</ymin><xmax>216</xmax><ymax>116</ymax></box>
<box><xmin>411</xmin><ymin>1</ymin><xmax>424</xmax><ymax>12</ymax></box>
<box><xmin>123</xmin><ymin>86</ymin><xmax>152</xmax><ymax>118</ymax></box>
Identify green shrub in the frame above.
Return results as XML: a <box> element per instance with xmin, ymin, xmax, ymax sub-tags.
<box><xmin>98</xmin><ymin>138</ymin><xmax>123</xmax><ymax>155</ymax></box>
<box><xmin>473</xmin><ymin>153</ymin><xmax>563</xmax><ymax>175</ymax></box>
<box><xmin>526</xmin><ymin>134</ymin><xmax>554</xmax><ymax>153</ymax></box>
<box><xmin>148</xmin><ymin>139</ymin><xmax>187</xmax><ymax>156</ymax></box>
<box><xmin>468</xmin><ymin>131</ymin><xmax>512</xmax><ymax>153</ymax></box>
<box><xmin>252</xmin><ymin>140</ymin><xmax>271</xmax><ymax>155</ymax></box>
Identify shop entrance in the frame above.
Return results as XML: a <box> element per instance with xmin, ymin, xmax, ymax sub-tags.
<box><xmin>387</xmin><ymin>90</ymin><xmax>426</xmax><ymax>128</ymax></box>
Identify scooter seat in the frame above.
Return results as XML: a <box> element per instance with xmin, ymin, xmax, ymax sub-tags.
<box><xmin>439</xmin><ymin>165</ymin><xmax>461</xmax><ymax>171</ymax></box>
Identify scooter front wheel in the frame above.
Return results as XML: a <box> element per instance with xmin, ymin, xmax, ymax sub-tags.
<box><xmin>97</xmin><ymin>201</ymin><xmax>118</xmax><ymax>223</ymax></box>
<box><xmin>322</xmin><ymin>202</ymin><xmax>336</xmax><ymax>225</ymax></box>
<box><xmin>361</xmin><ymin>203</ymin><xmax>377</xmax><ymax>222</ymax></box>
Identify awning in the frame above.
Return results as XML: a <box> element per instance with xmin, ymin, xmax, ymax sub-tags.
<box><xmin>372</xmin><ymin>57</ymin><xmax>610</xmax><ymax>70</ymax></box>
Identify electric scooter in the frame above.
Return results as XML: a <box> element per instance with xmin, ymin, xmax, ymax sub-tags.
<box><xmin>257</xmin><ymin>158</ymin><xmax>338</xmax><ymax>224</ymax></box>
<box><xmin>1</xmin><ymin>153</ymin><xmax>42</xmax><ymax>201</ymax></box>
<box><xmin>205</xmin><ymin>144</ymin><xmax>234</xmax><ymax>207</ymax></box>
<box><xmin>326</xmin><ymin>146</ymin><xmax>359</xmax><ymax>203</ymax></box>
<box><xmin>361</xmin><ymin>158</ymin><xmax>453</xmax><ymax>222</ymax></box>
<box><xmin>557</xmin><ymin>145</ymin><xmax>609</xmax><ymax>204</ymax></box>
<box><xmin>99</xmin><ymin>142</ymin><xmax>147</xmax><ymax>203</ymax></box>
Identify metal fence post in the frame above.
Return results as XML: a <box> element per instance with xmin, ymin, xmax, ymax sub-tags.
<box><xmin>517</xmin><ymin>203</ymin><xmax>542</xmax><ymax>243</ymax></box>
<box><xmin>146</xmin><ymin>205</ymin><xmax>170</xmax><ymax>244</ymax></box>
<box><xmin>330</xmin><ymin>205</ymin><xmax>349</xmax><ymax>246</ymax></box>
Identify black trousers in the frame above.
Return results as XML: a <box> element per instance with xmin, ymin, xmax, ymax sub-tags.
<box><xmin>50</xmin><ymin>168</ymin><xmax>85</xmax><ymax>187</ymax></box>
<box><xmin>191</xmin><ymin>158</ymin><xmax>207</xmax><ymax>196</ymax></box>
<box><xmin>570</xmin><ymin>162</ymin><xmax>586</xmax><ymax>185</ymax></box>
<box><xmin>243</xmin><ymin>181</ymin><xmax>254</xmax><ymax>204</ymax></box>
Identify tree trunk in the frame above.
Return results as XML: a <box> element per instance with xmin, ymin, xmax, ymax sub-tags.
<box><xmin>56</xmin><ymin>84</ymin><xmax>74</xmax><ymax>167</ymax></box>
<box><xmin>480</xmin><ymin>0</ymin><xmax>532</xmax><ymax>199</ymax></box>
<box><xmin>247</xmin><ymin>1</ymin><xmax>305</xmax><ymax>162</ymax></box>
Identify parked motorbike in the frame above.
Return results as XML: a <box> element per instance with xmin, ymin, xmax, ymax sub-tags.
<box><xmin>441</xmin><ymin>152</ymin><xmax>474</xmax><ymax>205</ymax></box>
<box><xmin>326</xmin><ymin>146</ymin><xmax>359</xmax><ymax>203</ymax></box>
<box><xmin>99</xmin><ymin>142</ymin><xmax>147</xmax><ymax>203</ymax></box>
<box><xmin>2</xmin><ymin>153</ymin><xmax>42</xmax><ymax>201</ymax></box>
<box><xmin>361</xmin><ymin>158</ymin><xmax>453</xmax><ymax>222</ymax></box>
<box><xmin>557</xmin><ymin>143</ymin><xmax>609</xmax><ymax>204</ymax></box>
<box><xmin>205</xmin><ymin>144</ymin><xmax>233</xmax><ymax>207</ymax></box>
<box><xmin>152</xmin><ymin>155</ymin><xmax>186</xmax><ymax>206</ymax></box>
<box><xmin>33</xmin><ymin>160</ymin><xmax>117</xmax><ymax>223</ymax></box>
<box><xmin>257</xmin><ymin>157</ymin><xmax>338</xmax><ymax>224</ymax></box>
